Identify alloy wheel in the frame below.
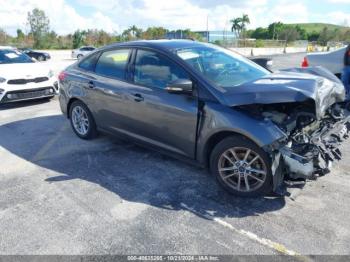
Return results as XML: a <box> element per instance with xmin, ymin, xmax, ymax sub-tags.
<box><xmin>217</xmin><ymin>147</ymin><xmax>267</xmax><ymax>192</ymax></box>
<box><xmin>72</xmin><ymin>105</ymin><xmax>90</xmax><ymax>136</ymax></box>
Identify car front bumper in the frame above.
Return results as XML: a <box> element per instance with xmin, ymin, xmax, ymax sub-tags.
<box><xmin>0</xmin><ymin>79</ymin><xmax>58</xmax><ymax>104</ymax></box>
<box><xmin>270</xmin><ymin>106</ymin><xmax>350</xmax><ymax>194</ymax></box>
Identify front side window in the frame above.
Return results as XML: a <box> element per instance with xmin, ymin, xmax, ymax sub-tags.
<box><xmin>176</xmin><ymin>44</ymin><xmax>269</xmax><ymax>90</ymax></box>
<box><xmin>134</xmin><ymin>49</ymin><xmax>189</xmax><ymax>89</ymax></box>
<box><xmin>95</xmin><ymin>49</ymin><xmax>130</xmax><ymax>80</ymax></box>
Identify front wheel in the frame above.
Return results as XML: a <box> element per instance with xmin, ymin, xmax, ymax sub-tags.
<box><xmin>210</xmin><ymin>136</ymin><xmax>272</xmax><ymax>197</ymax></box>
<box><xmin>69</xmin><ymin>100</ymin><xmax>98</xmax><ymax>140</ymax></box>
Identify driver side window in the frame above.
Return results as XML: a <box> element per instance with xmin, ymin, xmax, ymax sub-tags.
<box><xmin>134</xmin><ymin>49</ymin><xmax>189</xmax><ymax>89</ymax></box>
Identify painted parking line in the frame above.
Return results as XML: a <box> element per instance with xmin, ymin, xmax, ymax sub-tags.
<box><xmin>180</xmin><ymin>203</ymin><xmax>311</xmax><ymax>261</ymax></box>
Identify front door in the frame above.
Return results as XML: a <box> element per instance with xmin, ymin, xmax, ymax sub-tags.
<box><xmin>124</xmin><ymin>49</ymin><xmax>198</xmax><ymax>158</ymax></box>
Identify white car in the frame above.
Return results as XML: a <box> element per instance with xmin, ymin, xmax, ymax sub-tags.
<box><xmin>302</xmin><ymin>46</ymin><xmax>348</xmax><ymax>78</ymax></box>
<box><xmin>71</xmin><ymin>46</ymin><xmax>96</xmax><ymax>59</ymax></box>
<box><xmin>0</xmin><ymin>48</ymin><xmax>58</xmax><ymax>104</ymax></box>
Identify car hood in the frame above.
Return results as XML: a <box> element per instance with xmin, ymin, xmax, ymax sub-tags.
<box><xmin>0</xmin><ymin>62</ymin><xmax>51</xmax><ymax>79</ymax></box>
<box><xmin>222</xmin><ymin>71</ymin><xmax>345</xmax><ymax>119</ymax></box>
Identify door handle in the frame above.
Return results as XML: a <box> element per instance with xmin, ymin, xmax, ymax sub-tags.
<box><xmin>133</xmin><ymin>93</ymin><xmax>144</xmax><ymax>102</ymax></box>
<box><xmin>88</xmin><ymin>81</ymin><xmax>95</xmax><ymax>89</ymax></box>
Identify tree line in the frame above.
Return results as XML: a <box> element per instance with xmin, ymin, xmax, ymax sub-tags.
<box><xmin>247</xmin><ymin>22</ymin><xmax>350</xmax><ymax>45</ymax></box>
<box><xmin>0</xmin><ymin>8</ymin><xmax>203</xmax><ymax>49</ymax></box>
<box><xmin>230</xmin><ymin>14</ymin><xmax>350</xmax><ymax>45</ymax></box>
<box><xmin>0</xmin><ymin>9</ymin><xmax>349</xmax><ymax>49</ymax></box>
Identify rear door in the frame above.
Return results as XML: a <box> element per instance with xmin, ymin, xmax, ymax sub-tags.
<box><xmin>124</xmin><ymin>49</ymin><xmax>199</xmax><ymax>158</ymax></box>
<box><xmin>89</xmin><ymin>48</ymin><xmax>134</xmax><ymax>132</ymax></box>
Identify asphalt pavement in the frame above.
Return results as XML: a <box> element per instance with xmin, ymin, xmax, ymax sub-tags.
<box><xmin>1</xmin><ymin>52</ymin><xmax>350</xmax><ymax>257</ymax></box>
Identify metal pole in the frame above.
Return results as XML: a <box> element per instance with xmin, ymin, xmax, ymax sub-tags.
<box><xmin>206</xmin><ymin>14</ymin><xmax>209</xmax><ymax>42</ymax></box>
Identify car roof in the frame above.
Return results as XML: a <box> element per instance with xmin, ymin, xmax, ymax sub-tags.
<box><xmin>0</xmin><ymin>46</ymin><xmax>15</xmax><ymax>50</ymax></box>
<box><xmin>102</xmin><ymin>40</ymin><xmax>207</xmax><ymax>52</ymax></box>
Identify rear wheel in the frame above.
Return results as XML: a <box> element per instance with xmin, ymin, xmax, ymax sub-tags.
<box><xmin>77</xmin><ymin>54</ymin><xmax>83</xmax><ymax>60</ymax></box>
<box><xmin>210</xmin><ymin>136</ymin><xmax>272</xmax><ymax>197</ymax></box>
<box><xmin>69</xmin><ymin>100</ymin><xmax>98</xmax><ymax>139</ymax></box>
<box><xmin>38</xmin><ymin>55</ymin><xmax>45</xmax><ymax>61</ymax></box>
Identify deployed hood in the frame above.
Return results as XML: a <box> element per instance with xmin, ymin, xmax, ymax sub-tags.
<box><xmin>223</xmin><ymin>71</ymin><xmax>345</xmax><ymax>119</ymax></box>
<box><xmin>0</xmin><ymin>62</ymin><xmax>51</xmax><ymax>80</ymax></box>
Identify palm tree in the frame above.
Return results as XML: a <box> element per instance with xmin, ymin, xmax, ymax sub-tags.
<box><xmin>241</xmin><ymin>14</ymin><xmax>250</xmax><ymax>32</ymax></box>
<box><xmin>240</xmin><ymin>14</ymin><xmax>250</xmax><ymax>40</ymax></box>
<box><xmin>230</xmin><ymin>14</ymin><xmax>250</xmax><ymax>39</ymax></box>
<box><xmin>230</xmin><ymin>18</ymin><xmax>242</xmax><ymax>38</ymax></box>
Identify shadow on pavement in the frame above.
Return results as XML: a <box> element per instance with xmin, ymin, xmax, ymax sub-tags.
<box><xmin>0</xmin><ymin>98</ymin><xmax>53</xmax><ymax>111</ymax></box>
<box><xmin>0</xmin><ymin>115</ymin><xmax>286</xmax><ymax>219</ymax></box>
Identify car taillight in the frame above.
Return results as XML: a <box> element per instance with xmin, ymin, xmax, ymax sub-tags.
<box><xmin>58</xmin><ymin>71</ymin><xmax>66</xmax><ymax>81</ymax></box>
<box><xmin>301</xmin><ymin>57</ymin><xmax>309</xmax><ymax>67</ymax></box>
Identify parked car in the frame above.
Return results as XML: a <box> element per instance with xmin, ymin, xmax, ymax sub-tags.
<box><xmin>59</xmin><ymin>40</ymin><xmax>350</xmax><ymax>197</ymax></box>
<box><xmin>0</xmin><ymin>49</ymin><xmax>58</xmax><ymax>104</ymax></box>
<box><xmin>250</xmin><ymin>57</ymin><xmax>273</xmax><ymax>71</ymax></box>
<box><xmin>19</xmin><ymin>48</ymin><xmax>51</xmax><ymax>61</ymax></box>
<box><xmin>71</xmin><ymin>46</ymin><xmax>96</xmax><ymax>59</ymax></box>
<box><xmin>302</xmin><ymin>45</ymin><xmax>349</xmax><ymax>78</ymax></box>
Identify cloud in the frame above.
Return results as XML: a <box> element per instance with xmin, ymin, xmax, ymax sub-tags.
<box><xmin>1</xmin><ymin>0</ymin><xmax>348</xmax><ymax>36</ymax></box>
<box><xmin>327</xmin><ymin>0</ymin><xmax>350</xmax><ymax>3</ymax></box>
<box><xmin>75</xmin><ymin>0</ymin><xmax>270</xmax><ymax>31</ymax></box>
<box><xmin>0</xmin><ymin>0</ymin><xmax>119</xmax><ymax>35</ymax></box>
<box><xmin>326</xmin><ymin>11</ymin><xmax>350</xmax><ymax>26</ymax></box>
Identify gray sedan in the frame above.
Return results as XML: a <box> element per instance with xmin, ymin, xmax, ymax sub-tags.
<box><xmin>58</xmin><ymin>40</ymin><xmax>350</xmax><ymax>197</ymax></box>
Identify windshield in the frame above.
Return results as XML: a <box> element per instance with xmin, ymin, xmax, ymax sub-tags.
<box><xmin>0</xmin><ymin>49</ymin><xmax>34</xmax><ymax>64</ymax></box>
<box><xmin>176</xmin><ymin>44</ymin><xmax>269</xmax><ymax>89</ymax></box>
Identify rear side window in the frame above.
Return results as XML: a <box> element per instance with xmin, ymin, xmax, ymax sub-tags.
<box><xmin>95</xmin><ymin>49</ymin><xmax>131</xmax><ymax>80</ymax></box>
<box><xmin>78</xmin><ymin>52</ymin><xmax>99</xmax><ymax>71</ymax></box>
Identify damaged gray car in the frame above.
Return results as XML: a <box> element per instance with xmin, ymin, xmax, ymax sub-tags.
<box><xmin>58</xmin><ymin>40</ymin><xmax>350</xmax><ymax>197</ymax></box>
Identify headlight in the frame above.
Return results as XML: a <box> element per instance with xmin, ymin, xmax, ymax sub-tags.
<box><xmin>48</xmin><ymin>70</ymin><xmax>54</xmax><ymax>78</ymax></box>
<box><xmin>0</xmin><ymin>77</ymin><xmax>6</xmax><ymax>83</ymax></box>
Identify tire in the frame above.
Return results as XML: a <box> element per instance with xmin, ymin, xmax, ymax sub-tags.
<box><xmin>210</xmin><ymin>136</ymin><xmax>272</xmax><ymax>197</ymax></box>
<box><xmin>69</xmin><ymin>100</ymin><xmax>98</xmax><ymax>140</ymax></box>
<box><xmin>77</xmin><ymin>54</ymin><xmax>83</xmax><ymax>60</ymax></box>
<box><xmin>38</xmin><ymin>55</ymin><xmax>45</xmax><ymax>61</ymax></box>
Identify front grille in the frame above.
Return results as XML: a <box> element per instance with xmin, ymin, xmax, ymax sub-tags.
<box><xmin>7</xmin><ymin>77</ymin><xmax>49</xmax><ymax>85</ymax></box>
<box><xmin>1</xmin><ymin>87</ymin><xmax>54</xmax><ymax>103</ymax></box>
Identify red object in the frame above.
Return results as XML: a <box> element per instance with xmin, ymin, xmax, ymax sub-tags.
<box><xmin>58</xmin><ymin>71</ymin><xmax>66</xmax><ymax>81</ymax></box>
<box><xmin>301</xmin><ymin>57</ymin><xmax>309</xmax><ymax>67</ymax></box>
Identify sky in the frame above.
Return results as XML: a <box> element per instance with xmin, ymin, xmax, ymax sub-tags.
<box><xmin>1</xmin><ymin>0</ymin><xmax>350</xmax><ymax>36</ymax></box>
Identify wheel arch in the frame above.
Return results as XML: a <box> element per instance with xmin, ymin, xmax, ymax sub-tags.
<box><xmin>67</xmin><ymin>97</ymin><xmax>82</xmax><ymax>118</ymax></box>
<box><xmin>200</xmin><ymin>130</ymin><xmax>262</xmax><ymax>168</ymax></box>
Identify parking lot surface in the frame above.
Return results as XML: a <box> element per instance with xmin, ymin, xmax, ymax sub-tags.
<box><xmin>1</xmin><ymin>52</ymin><xmax>350</xmax><ymax>256</ymax></box>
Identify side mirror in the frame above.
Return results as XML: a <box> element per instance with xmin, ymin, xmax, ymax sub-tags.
<box><xmin>165</xmin><ymin>79</ymin><xmax>193</xmax><ymax>94</ymax></box>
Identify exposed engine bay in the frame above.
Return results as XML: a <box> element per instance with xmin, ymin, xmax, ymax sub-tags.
<box><xmin>239</xmin><ymin>100</ymin><xmax>350</xmax><ymax>184</ymax></box>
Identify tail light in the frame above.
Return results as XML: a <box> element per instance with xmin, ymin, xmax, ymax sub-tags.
<box><xmin>301</xmin><ymin>57</ymin><xmax>309</xmax><ymax>67</ymax></box>
<box><xmin>58</xmin><ymin>71</ymin><xmax>67</xmax><ymax>81</ymax></box>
